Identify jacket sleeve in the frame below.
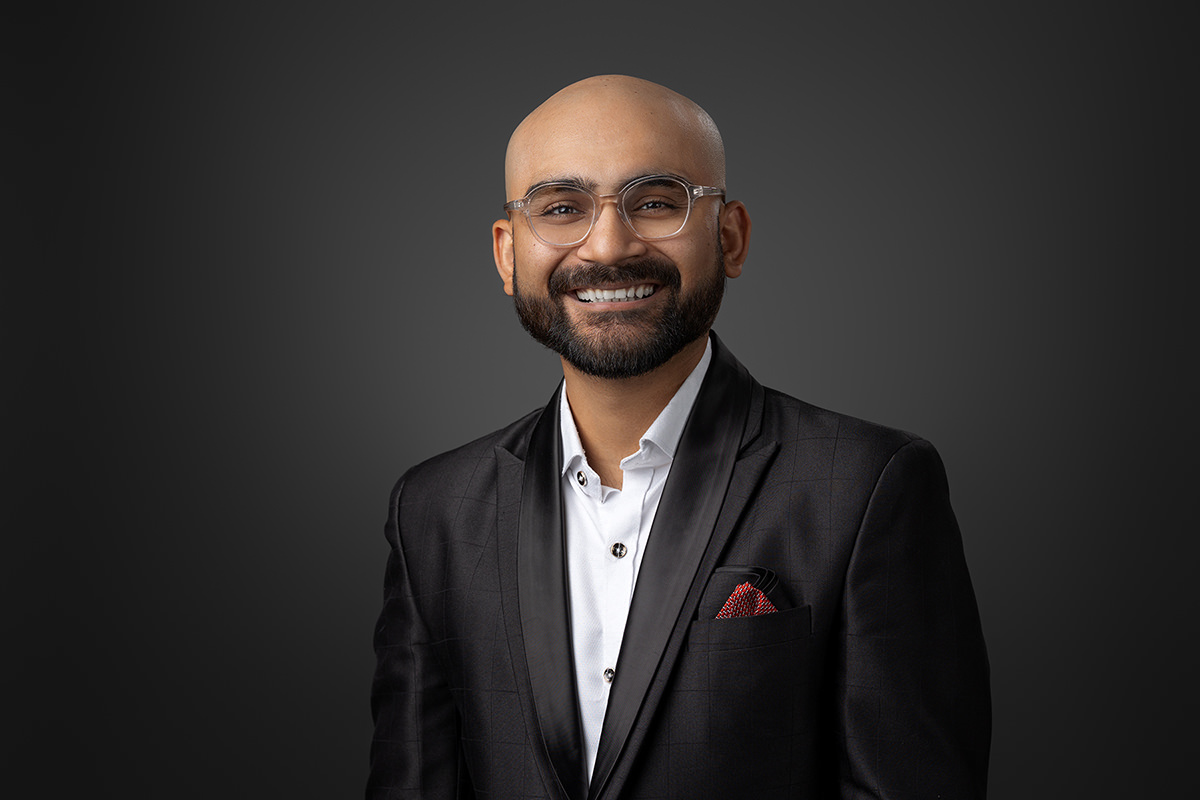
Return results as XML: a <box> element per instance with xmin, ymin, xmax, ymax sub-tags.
<box><xmin>368</xmin><ymin>477</ymin><xmax>471</xmax><ymax>799</ymax></box>
<box><xmin>837</xmin><ymin>439</ymin><xmax>991</xmax><ymax>799</ymax></box>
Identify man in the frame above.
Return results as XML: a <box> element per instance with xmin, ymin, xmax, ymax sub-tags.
<box><xmin>370</xmin><ymin>75</ymin><xmax>990</xmax><ymax>799</ymax></box>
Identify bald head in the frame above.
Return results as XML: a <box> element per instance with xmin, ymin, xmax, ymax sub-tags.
<box><xmin>504</xmin><ymin>75</ymin><xmax>726</xmax><ymax>199</ymax></box>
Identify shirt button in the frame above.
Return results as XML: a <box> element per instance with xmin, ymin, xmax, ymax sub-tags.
<box><xmin>603</xmin><ymin>668</ymin><xmax>615</xmax><ymax>683</ymax></box>
<box><xmin>576</xmin><ymin>471</ymin><xmax>587</xmax><ymax>487</ymax></box>
<box><xmin>610</xmin><ymin>542</ymin><xmax>627</xmax><ymax>559</ymax></box>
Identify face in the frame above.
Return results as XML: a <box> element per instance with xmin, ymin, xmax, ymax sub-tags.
<box><xmin>494</xmin><ymin>85</ymin><xmax>750</xmax><ymax>380</ymax></box>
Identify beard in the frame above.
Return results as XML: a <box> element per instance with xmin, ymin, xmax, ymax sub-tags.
<box><xmin>512</xmin><ymin>252</ymin><xmax>725</xmax><ymax>379</ymax></box>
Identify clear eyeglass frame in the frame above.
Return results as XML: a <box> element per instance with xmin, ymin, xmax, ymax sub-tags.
<box><xmin>503</xmin><ymin>174</ymin><xmax>725</xmax><ymax>247</ymax></box>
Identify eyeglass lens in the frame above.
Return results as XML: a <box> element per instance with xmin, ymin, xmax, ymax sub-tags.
<box><xmin>525</xmin><ymin>177</ymin><xmax>692</xmax><ymax>244</ymax></box>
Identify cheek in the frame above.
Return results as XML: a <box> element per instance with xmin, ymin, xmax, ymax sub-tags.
<box><xmin>679</xmin><ymin>215</ymin><xmax>723</xmax><ymax>263</ymax></box>
<box><xmin>512</xmin><ymin>244</ymin><xmax>565</xmax><ymax>289</ymax></box>
<box><xmin>671</xmin><ymin>240</ymin><xmax>723</xmax><ymax>285</ymax></box>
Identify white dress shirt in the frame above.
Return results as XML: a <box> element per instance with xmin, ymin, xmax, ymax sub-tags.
<box><xmin>558</xmin><ymin>339</ymin><xmax>712</xmax><ymax>781</ymax></box>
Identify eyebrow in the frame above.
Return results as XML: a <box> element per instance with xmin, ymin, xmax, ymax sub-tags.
<box><xmin>522</xmin><ymin>171</ymin><xmax>694</xmax><ymax>197</ymax></box>
<box><xmin>523</xmin><ymin>175</ymin><xmax>595</xmax><ymax>196</ymax></box>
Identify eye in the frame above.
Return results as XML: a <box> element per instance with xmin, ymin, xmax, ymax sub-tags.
<box><xmin>528</xmin><ymin>186</ymin><xmax>592</xmax><ymax>223</ymax></box>
<box><xmin>624</xmin><ymin>179</ymin><xmax>690</xmax><ymax>217</ymax></box>
<box><xmin>631</xmin><ymin>197</ymin><xmax>679</xmax><ymax>212</ymax></box>
<box><xmin>534</xmin><ymin>202</ymin><xmax>591</xmax><ymax>226</ymax></box>
<box><xmin>541</xmin><ymin>203</ymin><xmax>587</xmax><ymax>218</ymax></box>
<box><xmin>627</xmin><ymin>194</ymin><xmax>685</xmax><ymax>217</ymax></box>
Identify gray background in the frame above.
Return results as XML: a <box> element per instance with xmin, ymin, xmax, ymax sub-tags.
<box><xmin>11</xmin><ymin>3</ymin><xmax>1194</xmax><ymax>797</ymax></box>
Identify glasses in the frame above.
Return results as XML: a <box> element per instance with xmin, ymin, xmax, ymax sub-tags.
<box><xmin>504</xmin><ymin>174</ymin><xmax>724</xmax><ymax>247</ymax></box>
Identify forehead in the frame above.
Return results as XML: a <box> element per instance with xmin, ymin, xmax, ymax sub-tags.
<box><xmin>507</xmin><ymin>95</ymin><xmax>717</xmax><ymax>197</ymax></box>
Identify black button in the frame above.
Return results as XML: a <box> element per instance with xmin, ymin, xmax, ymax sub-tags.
<box><xmin>603</xmin><ymin>668</ymin><xmax>615</xmax><ymax>683</ymax></box>
<box><xmin>610</xmin><ymin>542</ymin><xmax>627</xmax><ymax>559</ymax></box>
<box><xmin>576</xmin><ymin>471</ymin><xmax>587</xmax><ymax>487</ymax></box>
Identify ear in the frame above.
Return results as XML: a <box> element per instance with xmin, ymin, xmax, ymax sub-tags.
<box><xmin>493</xmin><ymin>218</ymin><xmax>515</xmax><ymax>296</ymax></box>
<box><xmin>718</xmin><ymin>200</ymin><xmax>751</xmax><ymax>279</ymax></box>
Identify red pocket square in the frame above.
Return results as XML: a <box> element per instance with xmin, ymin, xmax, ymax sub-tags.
<box><xmin>715</xmin><ymin>581</ymin><xmax>778</xmax><ymax>619</ymax></box>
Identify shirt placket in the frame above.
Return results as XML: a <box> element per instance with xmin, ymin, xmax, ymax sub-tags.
<box><xmin>599</xmin><ymin>465</ymin><xmax>652</xmax><ymax>688</ymax></box>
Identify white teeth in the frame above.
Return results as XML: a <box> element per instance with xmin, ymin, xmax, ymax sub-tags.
<box><xmin>574</xmin><ymin>284</ymin><xmax>656</xmax><ymax>303</ymax></box>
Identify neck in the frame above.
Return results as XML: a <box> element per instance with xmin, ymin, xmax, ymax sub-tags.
<box><xmin>561</xmin><ymin>333</ymin><xmax>708</xmax><ymax>490</ymax></box>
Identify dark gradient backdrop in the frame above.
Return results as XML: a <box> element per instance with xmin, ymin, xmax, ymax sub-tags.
<box><xmin>11</xmin><ymin>4</ymin><xmax>1194</xmax><ymax>798</ymax></box>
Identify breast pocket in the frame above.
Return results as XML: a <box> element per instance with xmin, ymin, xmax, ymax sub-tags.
<box><xmin>675</xmin><ymin>604</ymin><xmax>815</xmax><ymax>751</ymax></box>
<box><xmin>687</xmin><ymin>604</ymin><xmax>812</xmax><ymax>652</ymax></box>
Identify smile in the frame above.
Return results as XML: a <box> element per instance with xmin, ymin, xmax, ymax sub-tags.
<box><xmin>574</xmin><ymin>284</ymin><xmax>657</xmax><ymax>303</ymax></box>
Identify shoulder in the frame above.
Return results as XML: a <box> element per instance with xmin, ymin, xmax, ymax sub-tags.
<box><xmin>758</xmin><ymin>385</ymin><xmax>935</xmax><ymax>483</ymax></box>
<box><xmin>760</xmin><ymin>385</ymin><xmax>921</xmax><ymax>453</ymax></box>
<box><xmin>389</xmin><ymin>403</ymin><xmax>546</xmax><ymax>505</ymax></box>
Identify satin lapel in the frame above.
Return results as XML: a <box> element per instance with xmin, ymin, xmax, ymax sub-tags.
<box><xmin>587</xmin><ymin>335</ymin><xmax>774</xmax><ymax>800</ymax></box>
<box><xmin>495</xmin><ymin>446</ymin><xmax>565</xmax><ymax>798</ymax></box>
<box><xmin>512</xmin><ymin>385</ymin><xmax>588</xmax><ymax>800</ymax></box>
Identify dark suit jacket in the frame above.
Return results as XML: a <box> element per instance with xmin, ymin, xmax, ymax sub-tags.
<box><xmin>369</xmin><ymin>334</ymin><xmax>990</xmax><ymax>799</ymax></box>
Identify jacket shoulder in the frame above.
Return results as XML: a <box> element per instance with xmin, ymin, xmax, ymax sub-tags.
<box><xmin>390</xmin><ymin>404</ymin><xmax>545</xmax><ymax>503</ymax></box>
<box><xmin>759</xmin><ymin>386</ymin><xmax>927</xmax><ymax>473</ymax></box>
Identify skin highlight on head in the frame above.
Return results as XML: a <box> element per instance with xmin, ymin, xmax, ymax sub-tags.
<box><xmin>503</xmin><ymin>75</ymin><xmax>727</xmax><ymax>200</ymax></box>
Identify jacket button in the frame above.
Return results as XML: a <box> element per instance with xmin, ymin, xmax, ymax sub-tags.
<box><xmin>603</xmin><ymin>668</ymin><xmax>615</xmax><ymax>683</ymax></box>
<box><xmin>610</xmin><ymin>542</ymin><xmax>627</xmax><ymax>558</ymax></box>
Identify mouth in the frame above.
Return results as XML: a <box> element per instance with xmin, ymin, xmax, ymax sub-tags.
<box><xmin>572</xmin><ymin>283</ymin><xmax>658</xmax><ymax>303</ymax></box>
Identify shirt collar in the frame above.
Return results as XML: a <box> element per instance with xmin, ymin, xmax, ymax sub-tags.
<box><xmin>559</xmin><ymin>337</ymin><xmax>712</xmax><ymax>479</ymax></box>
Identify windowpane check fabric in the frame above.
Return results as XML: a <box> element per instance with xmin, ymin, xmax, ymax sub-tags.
<box><xmin>369</xmin><ymin>333</ymin><xmax>990</xmax><ymax>800</ymax></box>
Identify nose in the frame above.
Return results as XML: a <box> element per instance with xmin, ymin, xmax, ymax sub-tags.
<box><xmin>574</xmin><ymin>198</ymin><xmax>647</xmax><ymax>264</ymax></box>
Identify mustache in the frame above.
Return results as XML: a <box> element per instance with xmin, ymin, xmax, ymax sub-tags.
<box><xmin>548</xmin><ymin>259</ymin><xmax>681</xmax><ymax>294</ymax></box>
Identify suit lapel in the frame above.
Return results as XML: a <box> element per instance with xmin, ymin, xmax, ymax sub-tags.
<box><xmin>587</xmin><ymin>334</ymin><xmax>777</xmax><ymax>800</ymax></box>
<box><xmin>508</xmin><ymin>384</ymin><xmax>589</xmax><ymax>800</ymax></box>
